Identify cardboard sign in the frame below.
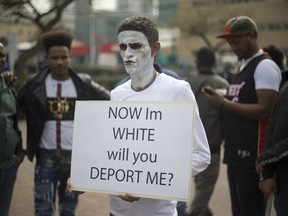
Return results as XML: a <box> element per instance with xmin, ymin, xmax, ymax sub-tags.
<box><xmin>71</xmin><ymin>101</ymin><xmax>195</xmax><ymax>201</ymax></box>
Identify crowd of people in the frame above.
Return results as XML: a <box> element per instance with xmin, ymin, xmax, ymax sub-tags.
<box><xmin>1</xmin><ymin>14</ymin><xmax>287</xmax><ymax>216</ymax></box>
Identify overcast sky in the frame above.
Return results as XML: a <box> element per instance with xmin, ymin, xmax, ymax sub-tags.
<box><xmin>32</xmin><ymin>0</ymin><xmax>117</xmax><ymax>12</ymax></box>
<box><xmin>93</xmin><ymin>0</ymin><xmax>117</xmax><ymax>11</ymax></box>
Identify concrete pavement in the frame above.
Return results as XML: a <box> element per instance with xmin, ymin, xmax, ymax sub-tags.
<box><xmin>9</xmin><ymin>120</ymin><xmax>275</xmax><ymax>216</ymax></box>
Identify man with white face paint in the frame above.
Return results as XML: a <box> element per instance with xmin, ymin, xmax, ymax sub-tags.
<box><xmin>109</xmin><ymin>16</ymin><xmax>211</xmax><ymax>216</ymax></box>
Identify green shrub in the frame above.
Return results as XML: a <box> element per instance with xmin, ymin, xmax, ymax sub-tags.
<box><xmin>71</xmin><ymin>64</ymin><xmax>126</xmax><ymax>90</ymax></box>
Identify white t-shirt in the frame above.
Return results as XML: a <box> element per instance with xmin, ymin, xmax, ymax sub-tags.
<box><xmin>239</xmin><ymin>49</ymin><xmax>281</xmax><ymax>91</ymax></box>
<box><xmin>109</xmin><ymin>73</ymin><xmax>210</xmax><ymax>216</ymax></box>
<box><xmin>40</xmin><ymin>74</ymin><xmax>77</xmax><ymax>150</ymax></box>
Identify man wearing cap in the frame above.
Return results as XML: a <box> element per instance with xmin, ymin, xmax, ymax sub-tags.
<box><xmin>202</xmin><ymin>16</ymin><xmax>281</xmax><ymax>216</ymax></box>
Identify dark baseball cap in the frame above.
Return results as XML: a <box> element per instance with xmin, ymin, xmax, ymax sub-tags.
<box><xmin>216</xmin><ymin>16</ymin><xmax>257</xmax><ymax>39</ymax></box>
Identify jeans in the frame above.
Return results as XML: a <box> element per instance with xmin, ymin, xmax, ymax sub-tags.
<box><xmin>227</xmin><ymin>166</ymin><xmax>266</xmax><ymax>216</ymax></box>
<box><xmin>0</xmin><ymin>164</ymin><xmax>17</xmax><ymax>216</ymax></box>
<box><xmin>274</xmin><ymin>193</ymin><xmax>288</xmax><ymax>216</ymax></box>
<box><xmin>34</xmin><ymin>165</ymin><xmax>78</xmax><ymax>216</ymax></box>
<box><xmin>177</xmin><ymin>201</ymin><xmax>188</xmax><ymax>216</ymax></box>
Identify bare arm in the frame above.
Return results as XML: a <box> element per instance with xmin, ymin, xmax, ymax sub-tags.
<box><xmin>223</xmin><ymin>89</ymin><xmax>277</xmax><ymax>120</ymax></box>
<box><xmin>203</xmin><ymin>86</ymin><xmax>277</xmax><ymax>120</ymax></box>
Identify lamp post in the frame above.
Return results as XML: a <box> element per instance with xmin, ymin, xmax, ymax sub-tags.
<box><xmin>89</xmin><ymin>12</ymin><xmax>96</xmax><ymax>65</ymax></box>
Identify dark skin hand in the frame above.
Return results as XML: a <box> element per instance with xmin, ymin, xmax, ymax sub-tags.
<box><xmin>116</xmin><ymin>194</ymin><xmax>140</xmax><ymax>202</ymax></box>
<box><xmin>255</xmin><ymin>162</ymin><xmax>264</xmax><ymax>174</ymax></box>
<box><xmin>66</xmin><ymin>178</ymin><xmax>85</xmax><ymax>195</ymax></box>
<box><xmin>1</xmin><ymin>71</ymin><xmax>17</xmax><ymax>86</ymax></box>
<box><xmin>255</xmin><ymin>161</ymin><xmax>277</xmax><ymax>199</ymax></box>
<box><xmin>202</xmin><ymin>86</ymin><xmax>224</xmax><ymax>108</ymax></box>
<box><xmin>14</xmin><ymin>155</ymin><xmax>23</xmax><ymax>168</ymax></box>
<box><xmin>259</xmin><ymin>178</ymin><xmax>278</xmax><ymax>199</ymax></box>
<box><xmin>202</xmin><ymin>86</ymin><xmax>277</xmax><ymax>120</ymax></box>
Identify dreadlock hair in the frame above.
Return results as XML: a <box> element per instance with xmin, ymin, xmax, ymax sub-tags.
<box><xmin>117</xmin><ymin>16</ymin><xmax>159</xmax><ymax>46</ymax></box>
<box><xmin>41</xmin><ymin>31</ymin><xmax>73</xmax><ymax>53</ymax></box>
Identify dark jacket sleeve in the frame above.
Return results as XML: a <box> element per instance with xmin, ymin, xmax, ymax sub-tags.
<box><xmin>90</xmin><ymin>80</ymin><xmax>110</xmax><ymax>100</ymax></box>
<box><xmin>78</xmin><ymin>73</ymin><xmax>110</xmax><ymax>100</ymax></box>
<box><xmin>258</xmin><ymin>83</ymin><xmax>288</xmax><ymax>180</ymax></box>
<box><xmin>12</xmin><ymin>89</ymin><xmax>26</xmax><ymax>161</ymax></box>
<box><xmin>257</xmin><ymin>138</ymin><xmax>288</xmax><ymax>167</ymax></box>
<box><xmin>17</xmin><ymin>73</ymin><xmax>36</xmax><ymax>113</ymax></box>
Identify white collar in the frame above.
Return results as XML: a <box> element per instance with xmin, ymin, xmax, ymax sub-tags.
<box><xmin>239</xmin><ymin>49</ymin><xmax>263</xmax><ymax>72</ymax></box>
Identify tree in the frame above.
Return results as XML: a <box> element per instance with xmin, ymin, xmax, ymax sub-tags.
<box><xmin>175</xmin><ymin>2</ymin><xmax>232</xmax><ymax>52</ymax></box>
<box><xmin>0</xmin><ymin>0</ymin><xmax>74</xmax><ymax>75</ymax></box>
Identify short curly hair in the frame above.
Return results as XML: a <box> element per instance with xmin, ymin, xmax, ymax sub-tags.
<box><xmin>196</xmin><ymin>47</ymin><xmax>216</xmax><ymax>68</ymax></box>
<box><xmin>263</xmin><ymin>45</ymin><xmax>284</xmax><ymax>70</ymax></box>
<box><xmin>41</xmin><ymin>31</ymin><xmax>73</xmax><ymax>53</ymax></box>
<box><xmin>117</xmin><ymin>16</ymin><xmax>159</xmax><ymax>46</ymax></box>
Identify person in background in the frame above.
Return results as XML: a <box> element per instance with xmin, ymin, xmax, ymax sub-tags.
<box><xmin>263</xmin><ymin>45</ymin><xmax>287</xmax><ymax>88</ymax></box>
<box><xmin>187</xmin><ymin>47</ymin><xmax>229</xmax><ymax>216</ymax></box>
<box><xmin>203</xmin><ymin>16</ymin><xmax>281</xmax><ymax>216</ymax></box>
<box><xmin>17</xmin><ymin>31</ymin><xmax>110</xmax><ymax>216</ymax></box>
<box><xmin>0</xmin><ymin>42</ymin><xmax>25</xmax><ymax>216</ymax></box>
<box><xmin>108</xmin><ymin>14</ymin><xmax>210</xmax><ymax>216</ymax></box>
<box><xmin>255</xmin><ymin>80</ymin><xmax>288</xmax><ymax>216</ymax></box>
<box><xmin>283</xmin><ymin>52</ymin><xmax>288</xmax><ymax>85</ymax></box>
<box><xmin>220</xmin><ymin>61</ymin><xmax>235</xmax><ymax>83</ymax></box>
<box><xmin>263</xmin><ymin>45</ymin><xmax>284</xmax><ymax>71</ymax></box>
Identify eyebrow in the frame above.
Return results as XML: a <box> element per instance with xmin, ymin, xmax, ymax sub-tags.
<box><xmin>119</xmin><ymin>42</ymin><xmax>143</xmax><ymax>49</ymax></box>
<box><xmin>120</xmin><ymin>42</ymin><xmax>142</xmax><ymax>45</ymax></box>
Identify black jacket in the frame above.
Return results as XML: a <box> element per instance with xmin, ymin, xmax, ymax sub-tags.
<box><xmin>17</xmin><ymin>67</ymin><xmax>110</xmax><ymax>161</ymax></box>
<box><xmin>258</xmin><ymin>82</ymin><xmax>288</xmax><ymax>195</ymax></box>
<box><xmin>0</xmin><ymin>84</ymin><xmax>25</xmax><ymax>169</ymax></box>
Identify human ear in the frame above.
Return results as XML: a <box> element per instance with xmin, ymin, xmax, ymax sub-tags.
<box><xmin>151</xmin><ymin>41</ymin><xmax>161</xmax><ymax>56</ymax></box>
<box><xmin>246</xmin><ymin>31</ymin><xmax>256</xmax><ymax>40</ymax></box>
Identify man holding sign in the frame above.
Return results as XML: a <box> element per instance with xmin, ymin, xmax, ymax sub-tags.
<box><xmin>108</xmin><ymin>15</ymin><xmax>210</xmax><ymax>216</ymax></box>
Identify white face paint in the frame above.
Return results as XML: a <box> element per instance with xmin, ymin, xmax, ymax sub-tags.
<box><xmin>118</xmin><ymin>31</ymin><xmax>154</xmax><ymax>77</ymax></box>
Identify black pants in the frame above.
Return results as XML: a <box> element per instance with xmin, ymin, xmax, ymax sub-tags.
<box><xmin>227</xmin><ymin>166</ymin><xmax>266</xmax><ymax>216</ymax></box>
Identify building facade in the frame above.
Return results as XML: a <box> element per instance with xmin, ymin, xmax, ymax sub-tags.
<box><xmin>170</xmin><ymin>0</ymin><xmax>288</xmax><ymax>61</ymax></box>
<box><xmin>1</xmin><ymin>0</ymin><xmax>287</xmax><ymax>69</ymax></box>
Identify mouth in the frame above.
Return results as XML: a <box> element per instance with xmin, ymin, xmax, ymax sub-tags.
<box><xmin>124</xmin><ymin>60</ymin><xmax>135</xmax><ymax>66</ymax></box>
<box><xmin>55</xmin><ymin>66</ymin><xmax>66</xmax><ymax>72</ymax></box>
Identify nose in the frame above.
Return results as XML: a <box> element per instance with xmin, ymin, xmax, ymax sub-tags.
<box><xmin>56</xmin><ymin>58</ymin><xmax>64</xmax><ymax>65</ymax></box>
<box><xmin>229</xmin><ymin>43</ymin><xmax>237</xmax><ymax>53</ymax></box>
<box><xmin>123</xmin><ymin>47</ymin><xmax>133</xmax><ymax>59</ymax></box>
